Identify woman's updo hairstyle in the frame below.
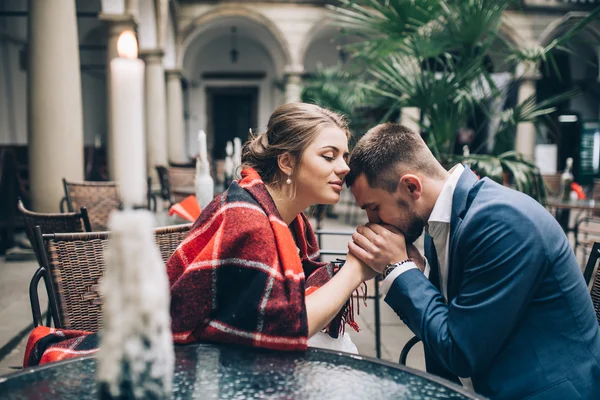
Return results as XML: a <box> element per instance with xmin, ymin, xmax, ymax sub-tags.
<box><xmin>242</xmin><ymin>102</ymin><xmax>350</xmax><ymax>185</ymax></box>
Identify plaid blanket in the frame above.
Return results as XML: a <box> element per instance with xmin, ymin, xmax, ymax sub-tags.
<box><xmin>23</xmin><ymin>327</ymin><xmax>98</xmax><ymax>367</ymax></box>
<box><xmin>168</xmin><ymin>168</ymin><xmax>358</xmax><ymax>350</ymax></box>
<box><xmin>23</xmin><ymin>168</ymin><xmax>359</xmax><ymax>367</ymax></box>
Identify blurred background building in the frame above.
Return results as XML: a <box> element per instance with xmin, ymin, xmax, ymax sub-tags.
<box><xmin>0</xmin><ymin>0</ymin><xmax>598</xmax><ymax>215</ymax></box>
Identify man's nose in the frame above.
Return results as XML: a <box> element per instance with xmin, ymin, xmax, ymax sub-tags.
<box><xmin>366</xmin><ymin>210</ymin><xmax>381</xmax><ymax>223</ymax></box>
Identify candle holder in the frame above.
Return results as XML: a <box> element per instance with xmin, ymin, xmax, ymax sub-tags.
<box><xmin>97</xmin><ymin>209</ymin><xmax>174</xmax><ymax>399</ymax></box>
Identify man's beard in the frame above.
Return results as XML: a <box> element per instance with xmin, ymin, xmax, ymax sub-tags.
<box><xmin>404</xmin><ymin>219</ymin><xmax>425</xmax><ymax>245</ymax></box>
<box><xmin>397</xmin><ymin>198</ymin><xmax>425</xmax><ymax>245</ymax></box>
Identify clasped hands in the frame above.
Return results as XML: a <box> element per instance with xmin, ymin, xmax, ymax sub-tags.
<box><xmin>347</xmin><ymin>223</ymin><xmax>425</xmax><ymax>281</ymax></box>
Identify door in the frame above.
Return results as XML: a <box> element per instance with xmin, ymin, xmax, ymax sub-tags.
<box><xmin>207</xmin><ymin>87</ymin><xmax>259</xmax><ymax>160</ymax></box>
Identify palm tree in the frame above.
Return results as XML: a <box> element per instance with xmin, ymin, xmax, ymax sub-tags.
<box><xmin>305</xmin><ymin>0</ymin><xmax>600</xmax><ymax>202</ymax></box>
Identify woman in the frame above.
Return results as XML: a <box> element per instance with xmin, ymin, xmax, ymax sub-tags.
<box><xmin>22</xmin><ymin>103</ymin><xmax>374</xmax><ymax>368</ymax></box>
<box><xmin>167</xmin><ymin>103</ymin><xmax>377</xmax><ymax>352</ymax></box>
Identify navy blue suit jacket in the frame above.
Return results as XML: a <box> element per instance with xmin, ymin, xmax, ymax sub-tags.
<box><xmin>385</xmin><ymin>168</ymin><xmax>600</xmax><ymax>399</ymax></box>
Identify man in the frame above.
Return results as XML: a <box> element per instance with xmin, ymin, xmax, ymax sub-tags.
<box><xmin>346</xmin><ymin>123</ymin><xmax>600</xmax><ymax>399</ymax></box>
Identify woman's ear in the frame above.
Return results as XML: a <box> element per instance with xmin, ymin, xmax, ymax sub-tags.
<box><xmin>277</xmin><ymin>153</ymin><xmax>296</xmax><ymax>177</ymax></box>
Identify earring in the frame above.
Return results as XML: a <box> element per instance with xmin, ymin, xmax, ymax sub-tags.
<box><xmin>286</xmin><ymin>175</ymin><xmax>292</xmax><ymax>185</ymax></box>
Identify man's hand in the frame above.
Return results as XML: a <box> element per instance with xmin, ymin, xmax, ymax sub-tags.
<box><xmin>348</xmin><ymin>223</ymin><xmax>408</xmax><ymax>274</ymax></box>
<box><xmin>345</xmin><ymin>250</ymin><xmax>379</xmax><ymax>282</ymax></box>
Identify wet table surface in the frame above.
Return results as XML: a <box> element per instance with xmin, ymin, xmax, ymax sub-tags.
<box><xmin>0</xmin><ymin>343</ymin><xmax>483</xmax><ymax>399</ymax></box>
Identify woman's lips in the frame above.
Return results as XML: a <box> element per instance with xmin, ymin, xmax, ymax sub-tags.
<box><xmin>330</xmin><ymin>182</ymin><xmax>343</xmax><ymax>192</ymax></box>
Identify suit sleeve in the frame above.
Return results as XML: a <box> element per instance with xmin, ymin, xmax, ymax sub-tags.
<box><xmin>384</xmin><ymin>203</ymin><xmax>547</xmax><ymax>377</ymax></box>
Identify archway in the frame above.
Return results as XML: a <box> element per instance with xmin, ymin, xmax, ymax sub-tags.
<box><xmin>180</xmin><ymin>9</ymin><xmax>291</xmax><ymax>184</ymax></box>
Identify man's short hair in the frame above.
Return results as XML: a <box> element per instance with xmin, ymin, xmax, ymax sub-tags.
<box><xmin>346</xmin><ymin>123</ymin><xmax>442</xmax><ymax>191</ymax></box>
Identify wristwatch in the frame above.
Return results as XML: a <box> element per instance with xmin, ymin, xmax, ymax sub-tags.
<box><xmin>383</xmin><ymin>259</ymin><xmax>413</xmax><ymax>279</ymax></box>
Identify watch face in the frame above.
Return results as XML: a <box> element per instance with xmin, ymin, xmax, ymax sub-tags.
<box><xmin>384</xmin><ymin>264</ymin><xmax>396</xmax><ymax>278</ymax></box>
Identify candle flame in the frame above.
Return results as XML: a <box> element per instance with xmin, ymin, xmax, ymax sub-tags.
<box><xmin>117</xmin><ymin>31</ymin><xmax>138</xmax><ymax>59</ymax></box>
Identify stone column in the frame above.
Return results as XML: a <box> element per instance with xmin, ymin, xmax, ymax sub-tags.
<box><xmin>125</xmin><ymin>0</ymin><xmax>138</xmax><ymax>17</ymax></box>
<box><xmin>165</xmin><ymin>69</ymin><xmax>188</xmax><ymax>164</ymax></box>
<box><xmin>515</xmin><ymin>62</ymin><xmax>540</xmax><ymax>161</ymax></box>
<box><xmin>140</xmin><ymin>49</ymin><xmax>168</xmax><ymax>179</ymax></box>
<box><xmin>100</xmin><ymin>13</ymin><xmax>136</xmax><ymax>180</ymax></box>
<box><xmin>401</xmin><ymin>107</ymin><xmax>421</xmax><ymax>134</ymax></box>
<box><xmin>284</xmin><ymin>65</ymin><xmax>303</xmax><ymax>104</ymax></box>
<box><xmin>28</xmin><ymin>0</ymin><xmax>84</xmax><ymax>212</ymax></box>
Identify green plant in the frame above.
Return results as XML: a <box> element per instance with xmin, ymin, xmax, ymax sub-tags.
<box><xmin>307</xmin><ymin>0</ymin><xmax>600</xmax><ymax>202</ymax></box>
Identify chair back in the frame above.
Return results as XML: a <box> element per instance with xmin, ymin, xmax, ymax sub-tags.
<box><xmin>168</xmin><ymin>166</ymin><xmax>196</xmax><ymax>204</ymax></box>
<box><xmin>39</xmin><ymin>223</ymin><xmax>192</xmax><ymax>331</ymax></box>
<box><xmin>541</xmin><ymin>173</ymin><xmax>562</xmax><ymax>198</ymax></box>
<box><xmin>168</xmin><ymin>166</ymin><xmax>195</xmax><ymax>188</ymax></box>
<box><xmin>18</xmin><ymin>199</ymin><xmax>92</xmax><ymax>265</ymax></box>
<box><xmin>62</xmin><ymin>179</ymin><xmax>120</xmax><ymax>231</ymax></box>
<box><xmin>584</xmin><ymin>242</ymin><xmax>600</xmax><ymax>324</ymax></box>
<box><xmin>591</xmin><ymin>179</ymin><xmax>600</xmax><ymax>218</ymax></box>
<box><xmin>156</xmin><ymin>165</ymin><xmax>173</xmax><ymax>204</ymax></box>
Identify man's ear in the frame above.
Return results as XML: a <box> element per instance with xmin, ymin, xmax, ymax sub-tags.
<box><xmin>399</xmin><ymin>174</ymin><xmax>422</xmax><ymax>200</ymax></box>
<box><xmin>277</xmin><ymin>153</ymin><xmax>296</xmax><ymax>177</ymax></box>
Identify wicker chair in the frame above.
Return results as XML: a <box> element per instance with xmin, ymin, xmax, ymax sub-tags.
<box><xmin>575</xmin><ymin>179</ymin><xmax>600</xmax><ymax>257</ymax></box>
<box><xmin>18</xmin><ymin>199</ymin><xmax>92</xmax><ymax>265</ymax></box>
<box><xmin>541</xmin><ymin>173</ymin><xmax>562</xmax><ymax>198</ymax></box>
<box><xmin>155</xmin><ymin>165</ymin><xmax>174</xmax><ymax>205</ymax></box>
<box><xmin>62</xmin><ymin>179</ymin><xmax>120</xmax><ymax>231</ymax></box>
<box><xmin>583</xmin><ymin>242</ymin><xmax>600</xmax><ymax>325</ymax></box>
<box><xmin>19</xmin><ymin>199</ymin><xmax>93</xmax><ymax>327</ymax></box>
<box><xmin>32</xmin><ymin>223</ymin><xmax>192</xmax><ymax>331</ymax></box>
<box><xmin>168</xmin><ymin>166</ymin><xmax>195</xmax><ymax>204</ymax></box>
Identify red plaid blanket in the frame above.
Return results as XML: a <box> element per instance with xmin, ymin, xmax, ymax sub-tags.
<box><xmin>23</xmin><ymin>327</ymin><xmax>98</xmax><ymax>367</ymax></box>
<box><xmin>168</xmin><ymin>168</ymin><xmax>357</xmax><ymax>350</ymax></box>
<box><xmin>23</xmin><ymin>168</ymin><xmax>359</xmax><ymax>367</ymax></box>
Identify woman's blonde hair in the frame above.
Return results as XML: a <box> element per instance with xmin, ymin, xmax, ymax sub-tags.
<box><xmin>242</xmin><ymin>103</ymin><xmax>351</xmax><ymax>186</ymax></box>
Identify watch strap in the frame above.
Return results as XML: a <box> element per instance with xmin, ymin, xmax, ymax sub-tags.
<box><xmin>383</xmin><ymin>259</ymin><xmax>413</xmax><ymax>279</ymax></box>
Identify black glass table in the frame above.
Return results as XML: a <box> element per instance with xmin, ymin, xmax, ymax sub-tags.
<box><xmin>0</xmin><ymin>344</ymin><xmax>484</xmax><ymax>399</ymax></box>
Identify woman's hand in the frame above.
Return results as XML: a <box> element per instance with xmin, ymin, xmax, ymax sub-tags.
<box><xmin>348</xmin><ymin>223</ymin><xmax>409</xmax><ymax>274</ymax></box>
<box><xmin>406</xmin><ymin>243</ymin><xmax>426</xmax><ymax>272</ymax></box>
<box><xmin>344</xmin><ymin>250</ymin><xmax>379</xmax><ymax>282</ymax></box>
<box><xmin>305</xmin><ymin>253</ymin><xmax>371</xmax><ymax>337</ymax></box>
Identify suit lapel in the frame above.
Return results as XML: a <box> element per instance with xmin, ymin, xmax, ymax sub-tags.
<box><xmin>424</xmin><ymin>233</ymin><xmax>441</xmax><ymax>290</ymax></box>
<box><xmin>447</xmin><ymin>167</ymin><xmax>483</xmax><ymax>300</ymax></box>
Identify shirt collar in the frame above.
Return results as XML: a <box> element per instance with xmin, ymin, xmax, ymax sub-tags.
<box><xmin>428</xmin><ymin>164</ymin><xmax>464</xmax><ymax>225</ymax></box>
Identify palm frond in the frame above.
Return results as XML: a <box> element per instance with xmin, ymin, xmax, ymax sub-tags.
<box><xmin>313</xmin><ymin>0</ymin><xmax>597</xmax><ymax>203</ymax></box>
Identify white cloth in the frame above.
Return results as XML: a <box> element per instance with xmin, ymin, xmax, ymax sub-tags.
<box><xmin>308</xmin><ymin>331</ymin><xmax>359</xmax><ymax>354</ymax></box>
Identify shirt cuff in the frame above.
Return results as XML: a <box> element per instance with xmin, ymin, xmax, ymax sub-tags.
<box><xmin>380</xmin><ymin>261</ymin><xmax>418</xmax><ymax>295</ymax></box>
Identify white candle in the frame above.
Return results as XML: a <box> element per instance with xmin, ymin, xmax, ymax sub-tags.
<box><xmin>198</xmin><ymin>129</ymin><xmax>208</xmax><ymax>161</ymax></box>
<box><xmin>224</xmin><ymin>141</ymin><xmax>234</xmax><ymax>178</ymax></box>
<box><xmin>233</xmin><ymin>137</ymin><xmax>242</xmax><ymax>179</ymax></box>
<box><xmin>110</xmin><ymin>31</ymin><xmax>146</xmax><ymax>207</ymax></box>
